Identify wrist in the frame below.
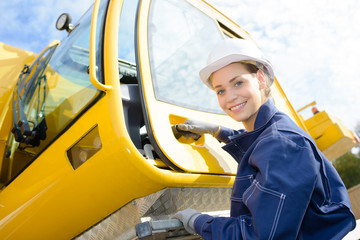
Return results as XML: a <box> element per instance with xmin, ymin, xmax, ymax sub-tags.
<box><xmin>213</xmin><ymin>126</ymin><xmax>221</xmax><ymax>137</ymax></box>
<box><xmin>188</xmin><ymin>212</ymin><xmax>201</xmax><ymax>233</ymax></box>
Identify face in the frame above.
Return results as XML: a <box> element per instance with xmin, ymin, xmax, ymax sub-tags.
<box><xmin>211</xmin><ymin>62</ymin><xmax>267</xmax><ymax>131</ymax></box>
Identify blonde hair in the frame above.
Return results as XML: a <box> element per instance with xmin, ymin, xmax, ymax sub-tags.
<box><xmin>241</xmin><ymin>62</ymin><xmax>271</xmax><ymax>97</ymax></box>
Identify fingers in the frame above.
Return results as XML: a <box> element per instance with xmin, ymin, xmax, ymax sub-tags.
<box><xmin>176</xmin><ymin>123</ymin><xmax>192</xmax><ymax>132</ymax></box>
<box><xmin>176</xmin><ymin>124</ymin><xmax>199</xmax><ymax>134</ymax></box>
<box><xmin>174</xmin><ymin>124</ymin><xmax>201</xmax><ymax>140</ymax></box>
<box><xmin>183</xmin><ymin>119</ymin><xmax>196</xmax><ymax>125</ymax></box>
<box><xmin>183</xmin><ymin>132</ymin><xmax>201</xmax><ymax>140</ymax></box>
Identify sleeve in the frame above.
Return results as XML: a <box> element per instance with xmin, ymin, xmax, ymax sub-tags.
<box><xmin>194</xmin><ymin>135</ymin><xmax>320</xmax><ymax>240</ymax></box>
<box><xmin>215</xmin><ymin>127</ymin><xmax>244</xmax><ymax>143</ymax></box>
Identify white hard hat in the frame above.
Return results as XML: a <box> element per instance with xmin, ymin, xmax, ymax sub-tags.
<box><xmin>199</xmin><ymin>38</ymin><xmax>274</xmax><ymax>89</ymax></box>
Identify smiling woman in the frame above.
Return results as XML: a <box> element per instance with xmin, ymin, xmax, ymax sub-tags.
<box><xmin>173</xmin><ymin>37</ymin><xmax>355</xmax><ymax>240</ymax></box>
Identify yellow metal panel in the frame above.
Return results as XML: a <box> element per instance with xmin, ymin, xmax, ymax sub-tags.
<box><xmin>316</xmin><ymin>122</ymin><xmax>354</xmax><ymax>150</ymax></box>
<box><xmin>316</xmin><ymin>123</ymin><xmax>344</xmax><ymax>150</ymax></box>
<box><xmin>0</xmin><ymin>97</ymin><xmax>234</xmax><ymax>239</ymax></box>
<box><xmin>309</xmin><ymin>120</ymin><xmax>333</xmax><ymax>140</ymax></box>
<box><xmin>0</xmin><ymin>98</ymin><xmax>156</xmax><ymax>239</ymax></box>
<box><xmin>304</xmin><ymin>111</ymin><xmax>339</xmax><ymax>139</ymax></box>
<box><xmin>304</xmin><ymin>111</ymin><xmax>334</xmax><ymax>130</ymax></box>
<box><xmin>312</xmin><ymin>121</ymin><xmax>358</xmax><ymax>161</ymax></box>
<box><xmin>302</xmin><ymin>109</ymin><xmax>358</xmax><ymax>160</ymax></box>
<box><xmin>0</xmin><ymin>43</ymin><xmax>37</xmax><ymax>117</ymax></box>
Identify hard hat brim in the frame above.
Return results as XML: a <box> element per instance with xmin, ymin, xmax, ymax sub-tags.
<box><xmin>199</xmin><ymin>54</ymin><xmax>274</xmax><ymax>90</ymax></box>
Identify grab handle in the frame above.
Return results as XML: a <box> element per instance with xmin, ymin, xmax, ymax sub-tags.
<box><xmin>89</xmin><ymin>0</ymin><xmax>113</xmax><ymax>91</ymax></box>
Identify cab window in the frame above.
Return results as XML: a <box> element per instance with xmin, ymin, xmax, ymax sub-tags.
<box><xmin>148</xmin><ymin>0</ymin><xmax>224</xmax><ymax>114</ymax></box>
<box><xmin>118</xmin><ymin>0</ymin><xmax>138</xmax><ymax>64</ymax></box>
<box><xmin>117</xmin><ymin>0</ymin><xmax>138</xmax><ymax>84</ymax></box>
<box><xmin>0</xmin><ymin>0</ymin><xmax>108</xmax><ymax>185</ymax></box>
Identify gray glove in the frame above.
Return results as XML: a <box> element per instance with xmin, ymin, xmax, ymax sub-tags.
<box><xmin>175</xmin><ymin>119</ymin><xmax>220</xmax><ymax>140</ymax></box>
<box><xmin>173</xmin><ymin>208</ymin><xmax>201</xmax><ymax>234</ymax></box>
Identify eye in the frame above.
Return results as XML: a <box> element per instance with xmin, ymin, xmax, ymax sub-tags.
<box><xmin>216</xmin><ymin>89</ymin><xmax>225</xmax><ymax>95</ymax></box>
<box><xmin>234</xmin><ymin>81</ymin><xmax>243</xmax><ymax>87</ymax></box>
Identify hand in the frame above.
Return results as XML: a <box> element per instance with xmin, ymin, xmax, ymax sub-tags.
<box><xmin>175</xmin><ymin>119</ymin><xmax>220</xmax><ymax>139</ymax></box>
<box><xmin>172</xmin><ymin>208</ymin><xmax>201</xmax><ymax>234</ymax></box>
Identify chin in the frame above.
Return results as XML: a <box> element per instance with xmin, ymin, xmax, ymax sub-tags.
<box><xmin>229</xmin><ymin>114</ymin><xmax>246</xmax><ymax>122</ymax></box>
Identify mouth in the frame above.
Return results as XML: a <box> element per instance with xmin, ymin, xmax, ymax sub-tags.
<box><xmin>229</xmin><ymin>102</ymin><xmax>246</xmax><ymax>112</ymax></box>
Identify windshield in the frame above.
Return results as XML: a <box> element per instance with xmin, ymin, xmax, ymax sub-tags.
<box><xmin>9</xmin><ymin>1</ymin><xmax>107</xmax><ymax>154</ymax></box>
<box><xmin>1</xmin><ymin>0</ymin><xmax>110</xmax><ymax>186</ymax></box>
<box><xmin>148</xmin><ymin>0</ymin><xmax>225</xmax><ymax>114</ymax></box>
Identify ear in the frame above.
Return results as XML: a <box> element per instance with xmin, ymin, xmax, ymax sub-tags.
<box><xmin>256</xmin><ymin>70</ymin><xmax>266</xmax><ymax>89</ymax></box>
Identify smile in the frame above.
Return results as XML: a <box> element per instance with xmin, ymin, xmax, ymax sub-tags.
<box><xmin>229</xmin><ymin>102</ymin><xmax>246</xmax><ymax>112</ymax></box>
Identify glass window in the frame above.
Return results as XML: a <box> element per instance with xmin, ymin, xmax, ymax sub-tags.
<box><xmin>117</xmin><ymin>0</ymin><xmax>138</xmax><ymax>83</ymax></box>
<box><xmin>31</xmin><ymin>0</ymin><xmax>108</xmax><ymax>148</ymax></box>
<box><xmin>118</xmin><ymin>0</ymin><xmax>138</xmax><ymax>64</ymax></box>
<box><xmin>148</xmin><ymin>0</ymin><xmax>225</xmax><ymax>114</ymax></box>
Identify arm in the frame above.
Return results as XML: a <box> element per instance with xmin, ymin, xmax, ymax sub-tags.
<box><xmin>215</xmin><ymin>126</ymin><xmax>243</xmax><ymax>143</ymax></box>
<box><xmin>194</xmin><ymin>135</ymin><xmax>320</xmax><ymax>240</ymax></box>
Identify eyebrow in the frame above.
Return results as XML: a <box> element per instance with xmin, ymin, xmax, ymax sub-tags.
<box><xmin>213</xmin><ymin>76</ymin><xmax>239</xmax><ymax>89</ymax></box>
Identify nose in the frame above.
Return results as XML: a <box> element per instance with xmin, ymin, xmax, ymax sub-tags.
<box><xmin>225</xmin><ymin>88</ymin><xmax>237</xmax><ymax>103</ymax></box>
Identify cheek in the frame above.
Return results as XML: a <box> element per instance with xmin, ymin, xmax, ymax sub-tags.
<box><xmin>217</xmin><ymin>96</ymin><xmax>226</xmax><ymax>110</ymax></box>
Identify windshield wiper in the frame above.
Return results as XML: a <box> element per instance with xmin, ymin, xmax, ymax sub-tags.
<box><xmin>12</xmin><ymin>71</ymin><xmax>48</xmax><ymax>147</ymax></box>
<box><xmin>11</xmin><ymin>44</ymin><xmax>58</xmax><ymax>148</ymax></box>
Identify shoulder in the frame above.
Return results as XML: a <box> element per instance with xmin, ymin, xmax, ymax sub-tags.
<box><xmin>251</xmin><ymin>116</ymin><xmax>316</xmax><ymax>165</ymax></box>
<box><xmin>255</xmin><ymin>131</ymin><xmax>312</xmax><ymax>157</ymax></box>
<box><xmin>250</xmin><ymin>126</ymin><xmax>320</xmax><ymax>178</ymax></box>
<box><xmin>260</xmin><ymin>111</ymin><xmax>314</xmax><ymax>149</ymax></box>
<box><xmin>259</xmin><ymin>130</ymin><xmax>309</xmax><ymax>151</ymax></box>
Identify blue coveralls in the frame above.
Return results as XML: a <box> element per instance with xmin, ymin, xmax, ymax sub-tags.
<box><xmin>194</xmin><ymin>100</ymin><xmax>355</xmax><ymax>239</ymax></box>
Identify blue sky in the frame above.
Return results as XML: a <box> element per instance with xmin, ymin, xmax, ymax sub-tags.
<box><xmin>1</xmin><ymin>0</ymin><xmax>359</xmax><ymax>132</ymax></box>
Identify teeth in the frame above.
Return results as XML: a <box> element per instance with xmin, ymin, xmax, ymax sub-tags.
<box><xmin>230</xmin><ymin>102</ymin><xmax>245</xmax><ymax>111</ymax></box>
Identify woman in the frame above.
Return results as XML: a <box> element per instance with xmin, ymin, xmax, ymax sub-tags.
<box><xmin>173</xmin><ymin>38</ymin><xmax>355</xmax><ymax>239</ymax></box>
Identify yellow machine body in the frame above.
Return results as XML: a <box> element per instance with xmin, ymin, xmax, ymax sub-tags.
<box><xmin>304</xmin><ymin>110</ymin><xmax>359</xmax><ymax>161</ymax></box>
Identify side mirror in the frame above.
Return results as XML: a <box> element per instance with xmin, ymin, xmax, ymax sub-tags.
<box><xmin>56</xmin><ymin>13</ymin><xmax>74</xmax><ymax>33</ymax></box>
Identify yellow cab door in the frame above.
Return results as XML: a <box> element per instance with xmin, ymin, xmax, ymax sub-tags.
<box><xmin>136</xmin><ymin>0</ymin><xmax>244</xmax><ymax>174</ymax></box>
<box><xmin>134</xmin><ymin>0</ymin><xmax>306</xmax><ymax>174</ymax></box>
